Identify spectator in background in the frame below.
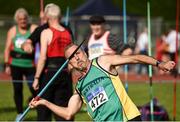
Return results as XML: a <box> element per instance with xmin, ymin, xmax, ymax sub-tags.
<box><xmin>155</xmin><ymin>33</ymin><xmax>171</xmax><ymax>74</ymax></box>
<box><xmin>21</xmin><ymin>5</ymin><xmax>73</xmax><ymax>54</ymax></box>
<box><xmin>3</xmin><ymin>8</ymin><xmax>37</xmax><ymax>120</ymax></box>
<box><xmin>164</xmin><ymin>29</ymin><xmax>180</xmax><ymax>75</ymax></box>
<box><xmin>86</xmin><ymin>15</ymin><xmax>132</xmax><ymax>60</ymax></box>
<box><xmin>165</xmin><ymin>29</ymin><xmax>180</xmax><ymax>62</ymax></box>
<box><xmin>21</xmin><ymin>2</ymin><xmax>74</xmax><ymax>80</ymax></box>
<box><xmin>32</xmin><ymin>3</ymin><xmax>73</xmax><ymax>121</ymax></box>
<box><xmin>156</xmin><ymin>34</ymin><xmax>167</xmax><ymax>61</ymax></box>
<box><xmin>135</xmin><ymin>27</ymin><xmax>148</xmax><ymax>74</ymax></box>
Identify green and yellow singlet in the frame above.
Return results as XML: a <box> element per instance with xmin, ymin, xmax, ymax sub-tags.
<box><xmin>76</xmin><ymin>58</ymin><xmax>140</xmax><ymax>121</ymax></box>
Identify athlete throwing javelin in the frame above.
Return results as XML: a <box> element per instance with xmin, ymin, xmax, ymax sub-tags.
<box><xmin>29</xmin><ymin>44</ymin><xmax>175</xmax><ymax>121</ymax></box>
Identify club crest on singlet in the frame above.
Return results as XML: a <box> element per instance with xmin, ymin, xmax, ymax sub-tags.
<box><xmin>87</xmin><ymin>87</ymin><xmax>108</xmax><ymax>112</ymax></box>
<box><xmin>15</xmin><ymin>37</ymin><xmax>26</xmax><ymax>48</ymax></box>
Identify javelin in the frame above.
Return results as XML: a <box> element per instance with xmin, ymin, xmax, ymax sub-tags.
<box><xmin>40</xmin><ymin>0</ymin><xmax>44</xmax><ymax>25</ymax></box>
<box><xmin>147</xmin><ymin>0</ymin><xmax>154</xmax><ymax>121</ymax></box>
<box><xmin>173</xmin><ymin>0</ymin><xmax>179</xmax><ymax>120</ymax></box>
<box><xmin>123</xmin><ymin>0</ymin><xmax>129</xmax><ymax>92</ymax></box>
<box><xmin>16</xmin><ymin>39</ymin><xmax>86</xmax><ymax>122</ymax></box>
<box><xmin>65</xmin><ymin>6</ymin><xmax>70</xmax><ymax>26</ymax></box>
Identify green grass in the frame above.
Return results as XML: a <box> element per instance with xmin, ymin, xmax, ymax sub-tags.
<box><xmin>0</xmin><ymin>81</ymin><xmax>91</xmax><ymax>121</ymax></box>
<box><xmin>0</xmin><ymin>81</ymin><xmax>180</xmax><ymax>121</ymax></box>
<box><xmin>0</xmin><ymin>28</ymin><xmax>8</xmax><ymax>63</ymax></box>
<box><xmin>129</xmin><ymin>82</ymin><xmax>180</xmax><ymax>121</ymax></box>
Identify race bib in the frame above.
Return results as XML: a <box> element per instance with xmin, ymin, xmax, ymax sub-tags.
<box><xmin>15</xmin><ymin>37</ymin><xmax>26</xmax><ymax>48</ymax></box>
<box><xmin>89</xmin><ymin>43</ymin><xmax>104</xmax><ymax>60</ymax></box>
<box><xmin>87</xmin><ymin>87</ymin><xmax>108</xmax><ymax>112</ymax></box>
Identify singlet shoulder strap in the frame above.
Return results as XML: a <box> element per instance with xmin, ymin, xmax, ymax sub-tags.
<box><xmin>92</xmin><ymin>58</ymin><xmax>105</xmax><ymax>73</ymax></box>
<box><xmin>92</xmin><ymin>58</ymin><xmax>98</xmax><ymax>67</ymax></box>
<box><xmin>75</xmin><ymin>88</ymin><xmax>83</xmax><ymax>102</ymax></box>
<box><xmin>92</xmin><ymin>58</ymin><xmax>118</xmax><ymax>76</ymax></box>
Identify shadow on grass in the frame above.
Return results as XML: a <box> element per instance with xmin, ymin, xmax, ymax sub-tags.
<box><xmin>23</xmin><ymin>116</ymin><xmax>36</xmax><ymax>121</ymax></box>
<box><xmin>0</xmin><ymin>106</ymin><xmax>16</xmax><ymax>113</ymax></box>
<box><xmin>0</xmin><ymin>106</ymin><xmax>36</xmax><ymax>121</ymax></box>
<box><xmin>0</xmin><ymin>105</ymin><xmax>33</xmax><ymax>113</ymax></box>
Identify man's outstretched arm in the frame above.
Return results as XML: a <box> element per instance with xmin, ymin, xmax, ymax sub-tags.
<box><xmin>29</xmin><ymin>93</ymin><xmax>82</xmax><ymax>120</ymax></box>
<box><xmin>100</xmin><ymin>54</ymin><xmax>175</xmax><ymax>72</ymax></box>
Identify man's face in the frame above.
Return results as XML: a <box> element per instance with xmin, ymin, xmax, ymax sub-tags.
<box><xmin>90</xmin><ymin>23</ymin><xmax>105</xmax><ymax>37</ymax></box>
<box><xmin>65</xmin><ymin>45</ymin><xmax>88</xmax><ymax>71</ymax></box>
<box><xmin>16</xmin><ymin>13</ymin><xmax>28</xmax><ymax>29</ymax></box>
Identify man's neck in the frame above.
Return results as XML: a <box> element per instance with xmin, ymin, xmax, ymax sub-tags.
<box><xmin>18</xmin><ymin>26</ymin><xmax>28</xmax><ymax>34</ymax></box>
<box><xmin>80</xmin><ymin>60</ymin><xmax>91</xmax><ymax>75</ymax></box>
<box><xmin>49</xmin><ymin>19</ymin><xmax>61</xmax><ymax>28</ymax></box>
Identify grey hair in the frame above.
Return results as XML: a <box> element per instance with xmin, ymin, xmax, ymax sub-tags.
<box><xmin>14</xmin><ymin>8</ymin><xmax>29</xmax><ymax>22</ymax></box>
<box><xmin>44</xmin><ymin>3</ymin><xmax>61</xmax><ymax>19</ymax></box>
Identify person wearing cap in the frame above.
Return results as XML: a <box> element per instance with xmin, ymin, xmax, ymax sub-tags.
<box><xmin>87</xmin><ymin>15</ymin><xmax>132</xmax><ymax>60</ymax></box>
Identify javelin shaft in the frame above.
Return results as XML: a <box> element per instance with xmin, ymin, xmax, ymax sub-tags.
<box><xmin>37</xmin><ymin>60</ymin><xmax>69</xmax><ymax>97</ymax></box>
<box><xmin>17</xmin><ymin>60</ymin><xmax>69</xmax><ymax>121</ymax></box>
<box><xmin>147</xmin><ymin>0</ymin><xmax>154</xmax><ymax>121</ymax></box>
<box><xmin>123</xmin><ymin>0</ymin><xmax>128</xmax><ymax>92</ymax></box>
<box><xmin>17</xmin><ymin>106</ymin><xmax>30</xmax><ymax>121</ymax></box>
<box><xmin>123</xmin><ymin>0</ymin><xmax>127</xmax><ymax>45</ymax></box>
<box><xmin>40</xmin><ymin>0</ymin><xmax>44</xmax><ymax>25</ymax></box>
<box><xmin>65</xmin><ymin>6</ymin><xmax>70</xmax><ymax>26</ymax></box>
<box><xmin>40</xmin><ymin>0</ymin><xmax>44</xmax><ymax>12</ymax></box>
<box><xmin>17</xmin><ymin>40</ymin><xmax>86</xmax><ymax>122</ymax></box>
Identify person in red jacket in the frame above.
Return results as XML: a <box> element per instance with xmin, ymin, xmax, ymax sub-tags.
<box><xmin>32</xmin><ymin>3</ymin><xmax>73</xmax><ymax>121</ymax></box>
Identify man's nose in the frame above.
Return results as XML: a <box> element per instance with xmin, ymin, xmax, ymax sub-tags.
<box><xmin>74</xmin><ymin>54</ymin><xmax>79</xmax><ymax>60</ymax></box>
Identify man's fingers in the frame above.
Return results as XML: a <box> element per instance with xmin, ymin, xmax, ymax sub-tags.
<box><xmin>29</xmin><ymin>98</ymin><xmax>35</xmax><ymax>108</ymax></box>
<box><xmin>169</xmin><ymin>61</ymin><xmax>176</xmax><ymax>66</ymax></box>
<box><xmin>163</xmin><ymin>61</ymin><xmax>176</xmax><ymax>71</ymax></box>
<box><xmin>29</xmin><ymin>97</ymin><xmax>40</xmax><ymax>108</ymax></box>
